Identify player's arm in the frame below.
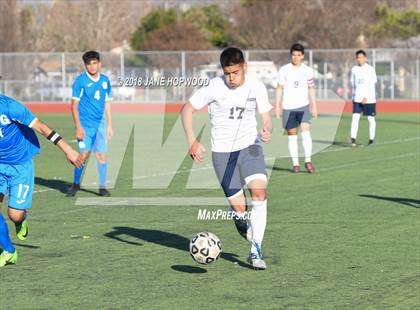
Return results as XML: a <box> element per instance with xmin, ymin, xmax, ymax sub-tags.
<box><xmin>105</xmin><ymin>99</ymin><xmax>113</xmax><ymax>139</ymax></box>
<box><xmin>71</xmin><ymin>78</ymin><xmax>85</xmax><ymax>140</ymax></box>
<box><xmin>31</xmin><ymin>119</ymin><xmax>83</xmax><ymax>168</ymax></box>
<box><xmin>260</xmin><ymin>112</ymin><xmax>273</xmax><ymax>143</ymax></box>
<box><xmin>274</xmin><ymin>85</ymin><xmax>283</xmax><ymax>119</ymax></box>
<box><xmin>105</xmin><ymin>79</ymin><xmax>114</xmax><ymax>139</ymax></box>
<box><xmin>257</xmin><ymin>81</ymin><xmax>273</xmax><ymax>142</ymax></box>
<box><xmin>180</xmin><ymin>102</ymin><xmax>206</xmax><ymax>162</ymax></box>
<box><xmin>308</xmin><ymin>86</ymin><xmax>317</xmax><ymax>119</ymax></box>
<box><xmin>308</xmin><ymin>72</ymin><xmax>317</xmax><ymax>119</ymax></box>
<box><xmin>274</xmin><ymin>68</ymin><xmax>285</xmax><ymax>119</ymax></box>
<box><xmin>71</xmin><ymin>99</ymin><xmax>85</xmax><ymax>140</ymax></box>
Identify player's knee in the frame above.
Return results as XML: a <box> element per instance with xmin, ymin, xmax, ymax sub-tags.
<box><xmin>95</xmin><ymin>152</ymin><xmax>106</xmax><ymax>163</ymax></box>
<box><xmin>251</xmin><ymin>189</ymin><xmax>266</xmax><ymax>201</ymax></box>
<box><xmin>300</xmin><ymin>124</ymin><xmax>310</xmax><ymax>132</ymax></box>
<box><xmin>8</xmin><ymin>208</ymin><xmax>25</xmax><ymax>223</ymax></box>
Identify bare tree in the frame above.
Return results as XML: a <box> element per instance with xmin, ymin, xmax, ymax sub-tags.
<box><xmin>232</xmin><ymin>0</ymin><xmax>311</xmax><ymax>49</ymax></box>
<box><xmin>38</xmin><ymin>0</ymin><xmax>153</xmax><ymax>52</ymax></box>
<box><xmin>0</xmin><ymin>0</ymin><xmax>36</xmax><ymax>52</ymax></box>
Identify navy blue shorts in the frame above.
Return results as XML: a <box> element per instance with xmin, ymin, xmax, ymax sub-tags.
<box><xmin>282</xmin><ymin>105</ymin><xmax>311</xmax><ymax>130</ymax></box>
<box><xmin>353</xmin><ymin>102</ymin><xmax>376</xmax><ymax>116</ymax></box>
<box><xmin>212</xmin><ymin>144</ymin><xmax>267</xmax><ymax>199</ymax></box>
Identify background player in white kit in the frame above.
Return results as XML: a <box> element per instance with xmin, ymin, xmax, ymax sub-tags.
<box><xmin>275</xmin><ymin>43</ymin><xmax>317</xmax><ymax>173</ymax></box>
<box><xmin>181</xmin><ymin>47</ymin><xmax>273</xmax><ymax>269</ymax></box>
<box><xmin>350</xmin><ymin>49</ymin><xmax>377</xmax><ymax>147</ymax></box>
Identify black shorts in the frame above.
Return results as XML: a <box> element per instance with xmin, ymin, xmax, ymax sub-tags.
<box><xmin>282</xmin><ymin>105</ymin><xmax>311</xmax><ymax>130</ymax></box>
<box><xmin>353</xmin><ymin>102</ymin><xmax>376</xmax><ymax>116</ymax></box>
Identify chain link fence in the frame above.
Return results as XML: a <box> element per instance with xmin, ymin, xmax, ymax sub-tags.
<box><xmin>0</xmin><ymin>49</ymin><xmax>418</xmax><ymax>102</ymax></box>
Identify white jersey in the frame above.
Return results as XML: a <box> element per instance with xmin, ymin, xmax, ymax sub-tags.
<box><xmin>276</xmin><ymin>63</ymin><xmax>314</xmax><ymax>110</ymax></box>
<box><xmin>189</xmin><ymin>74</ymin><xmax>272</xmax><ymax>153</ymax></box>
<box><xmin>351</xmin><ymin>63</ymin><xmax>377</xmax><ymax>103</ymax></box>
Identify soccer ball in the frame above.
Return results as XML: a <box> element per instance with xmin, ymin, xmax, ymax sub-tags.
<box><xmin>189</xmin><ymin>232</ymin><xmax>222</xmax><ymax>264</ymax></box>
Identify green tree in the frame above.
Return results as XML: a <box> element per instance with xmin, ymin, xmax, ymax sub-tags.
<box><xmin>370</xmin><ymin>4</ymin><xmax>420</xmax><ymax>40</ymax></box>
<box><xmin>184</xmin><ymin>5</ymin><xmax>232</xmax><ymax>48</ymax></box>
<box><xmin>130</xmin><ymin>8</ymin><xmax>177</xmax><ymax>50</ymax></box>
<box><xmin>130</xmin><ymin>5</ymin><xmax>233</xmax><ymax>50</ymax></box>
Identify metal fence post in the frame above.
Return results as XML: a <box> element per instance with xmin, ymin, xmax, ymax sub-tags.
<box><xmin>323</xmin><ymin>62</ymin><xmax>328</xmax><ymax>99</ymax></box>
<box><xmin>309</xmin><ymin>50</ymin><xmax>313</xmax><ymax>68</ymax></box>
<box><xmin>61</xmin><ymin>53</ymin><xmax>66</xmax><ymax>102</ymax></box>
<box><xmin>416</xmin><ymin>58</ymin><xmax>420</xmax><ymax>99</ymax></box>
<box><xmin>181</xmin><ymin>51</ymin><xmax>186</xmax><ymax>103</ymax></box>
<box><xmin>390</xmin><ymin>58</ymin><xmax>395</xmax><ymax>99</ymax></box>
<box><xmin>120</xmin><ymin>51</ymin><xmax>125</xmax><ymax>81</ymax></box>
<box><xmin>372</xmin><ymin>49</ymin><xmax>376</xmax><ymax>68</ymax></box>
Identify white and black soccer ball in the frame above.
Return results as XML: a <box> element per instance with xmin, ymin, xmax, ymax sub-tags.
<box><xmin>189</xmin><ymin>232</ymin><xmax>222</xmax><ymax>265</ymax></box>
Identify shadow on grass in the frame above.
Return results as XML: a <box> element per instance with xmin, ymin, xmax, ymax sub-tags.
<box><xmin>360</xmin><ymin>194</ymin><xmax>420</xmax><ymax>208</ymax></box>
<box><xmin>270</xmin><ymin>166</ymin><xmax>293</xmax><ymax>173</ymax></box>
<box><xmin>13</xmin><ymin>243</ymin><xmax>40</xmax><ymax>249</ymax></box>
<box><xmin>105</xmin><ymin>226</ymin><xmax>253</xmax><ymax>270</ymax></box>
<box><xmin>171</xmin><ymin>265</ymin><xmax>207</xmax><ymax>273</ymax></box>
<box><xmin>35</xmin><ymin>177</ymin><xmax>99</xmax><ymax>196</ymax></box>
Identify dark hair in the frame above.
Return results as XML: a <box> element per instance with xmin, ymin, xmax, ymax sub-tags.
<box><xmin>82</xmin><ymin>51</ymin><xmax>100</xmax><ymax>64</ymax></box>
<box><xmin>220</xmin><ymin>47</ymin><xmax>245</xmax><ymax>68</ymax></box>
<box><xmin>290</xmin><ymin>43</ymin><xmax>305</xmax><ymax>55</ymax></box>
<box><xmin>355</xmin><ymin>49</ymin><xmax>366</xmax><ymax>57</ymax></box>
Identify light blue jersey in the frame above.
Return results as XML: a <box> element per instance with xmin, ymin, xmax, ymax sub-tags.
<box><xmin>72</xmin><ymin>72</ymin><xmax>112</xmax><ymax>130</ymax></box>
<box><xmin>0</xmin><ymin>95</ymin><xmax>40</xmax><ymax>164</ymax></box>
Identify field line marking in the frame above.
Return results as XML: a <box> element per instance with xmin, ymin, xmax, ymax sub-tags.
<box><xmin>33</xmin><ymin>136</ymin><xmax>419</xmax><ymax>195</ymax></box>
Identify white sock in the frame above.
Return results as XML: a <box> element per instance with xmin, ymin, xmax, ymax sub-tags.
<box><xmin>301</xmin><ymin>131</ymin><xmax>312</xmax><ymax>163</ymax></box>
<box><xmin>351</xmin><ymin>113</ymin><xmax>361</xmax><ymax>139</ymax></box>
<box><xmin>250</xmin><ymin>200</ymin><xmax>267</xmax><ymax>255</ymax></box>
<box><xmin>288</xmin><ymin>135</ymin><xmax>299</xmax><ymax>166</ymax></box>
<box><xmin>367</xmin><ymin>116</ymin><xmax>376</xmax><ymax>140</ymax></box>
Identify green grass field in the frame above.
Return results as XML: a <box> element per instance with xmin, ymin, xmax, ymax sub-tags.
<box><xmin>1</xmin><ymin>112</ymin><xmax>419</xmax><ymax>309</ymax></box>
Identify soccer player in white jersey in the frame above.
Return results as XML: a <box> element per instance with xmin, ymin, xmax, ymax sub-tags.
<box><xmin>350</xmin><ymin>49</ymin><xmax>377</xmax><ymax>146</ymax></box>
<box><xmin>275</xmin><ymin>43</ymin><xmax>317</xmax><ymax>173</ymax></box>
<box><xmin>181</xmin><ymin>47</ymin><xmax>273</xmax><ymax>269</ymax></box>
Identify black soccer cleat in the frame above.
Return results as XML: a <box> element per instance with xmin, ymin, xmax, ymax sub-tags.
<box><xmin>65</xmin><ymin>183</ymin><xmax>80</xmax><ymax>197</ymax></box>
<box><xmin>99</xmin><ymin>188</ymin><xmax>111</xmax><ymax>197</ymax></box>
<box><xmin>351</xmin><ymin>138</ymin><xmax>357</xmax><ymax>147</ymax></box>
<box><xmin>368</xmin><ymin>139</ymin><xmax>375</xmax><ymax>146</ymax></box>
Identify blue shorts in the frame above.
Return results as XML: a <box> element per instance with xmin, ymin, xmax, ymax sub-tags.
<box><xmin>353</xmin><ymin>102</ymin><xmax>376</xmax><ymax>116</ymax></box>
<box><xmin>212</xmin><ymin>144</ymin><xmax>267</xmax><ymax>199</ymax></box>
<box><xmin>78</xmin><ymin>126</ymin><xmax>107</xmax><ymax>153</ymax></box>
<box><xmin>0</xmin><ymin>159</ymin><xmax>34</xmax><ymax>210</ymax></box>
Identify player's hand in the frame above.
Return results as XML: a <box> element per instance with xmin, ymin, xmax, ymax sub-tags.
<box><xmin>66</xmin><ymin>149</ymin><xmax>84</xmax><ymax>168</ymax></box>
<box><xmin>275</xmin><ymin>105</ymin><xmax>282</xmax><ymax>119</ymax></box>
<box><xmin>107</xmin><ymin>126</ymin><xmax>114</xmax><ymax>140</ymax></box>
<box><xmin>260</xmin><ymin>127</ymin><xmax>272</xmax><ymax>143</ymax></box>
<box><xmin>189</xmin><ymin>141</ymin><xmax>206</xmax><ymax>162</ymax></box>
<box><xmin>362</xmin><ymin>97</ymin><xmax>367</xmax><ymax>104</ymax></box>
<box><xmin>311</xmin><ymin>107</ymin><xmax>318</xmax><ymax>119</ymax></box>
<box><xmin>76</xmin><ymin>126</ymin><xmax>85</xmax><ymax>141</ymax></box>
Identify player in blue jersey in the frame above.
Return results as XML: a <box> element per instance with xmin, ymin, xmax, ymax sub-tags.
<box><xmin>0</xmin><ymin>94</ymin><xmax>83</xmax><ymax>267</ymax></box>
<box><xmin>66</xmin><ymin>51</ymin><xmax>113</xmax><ymax>197</ymax></box>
